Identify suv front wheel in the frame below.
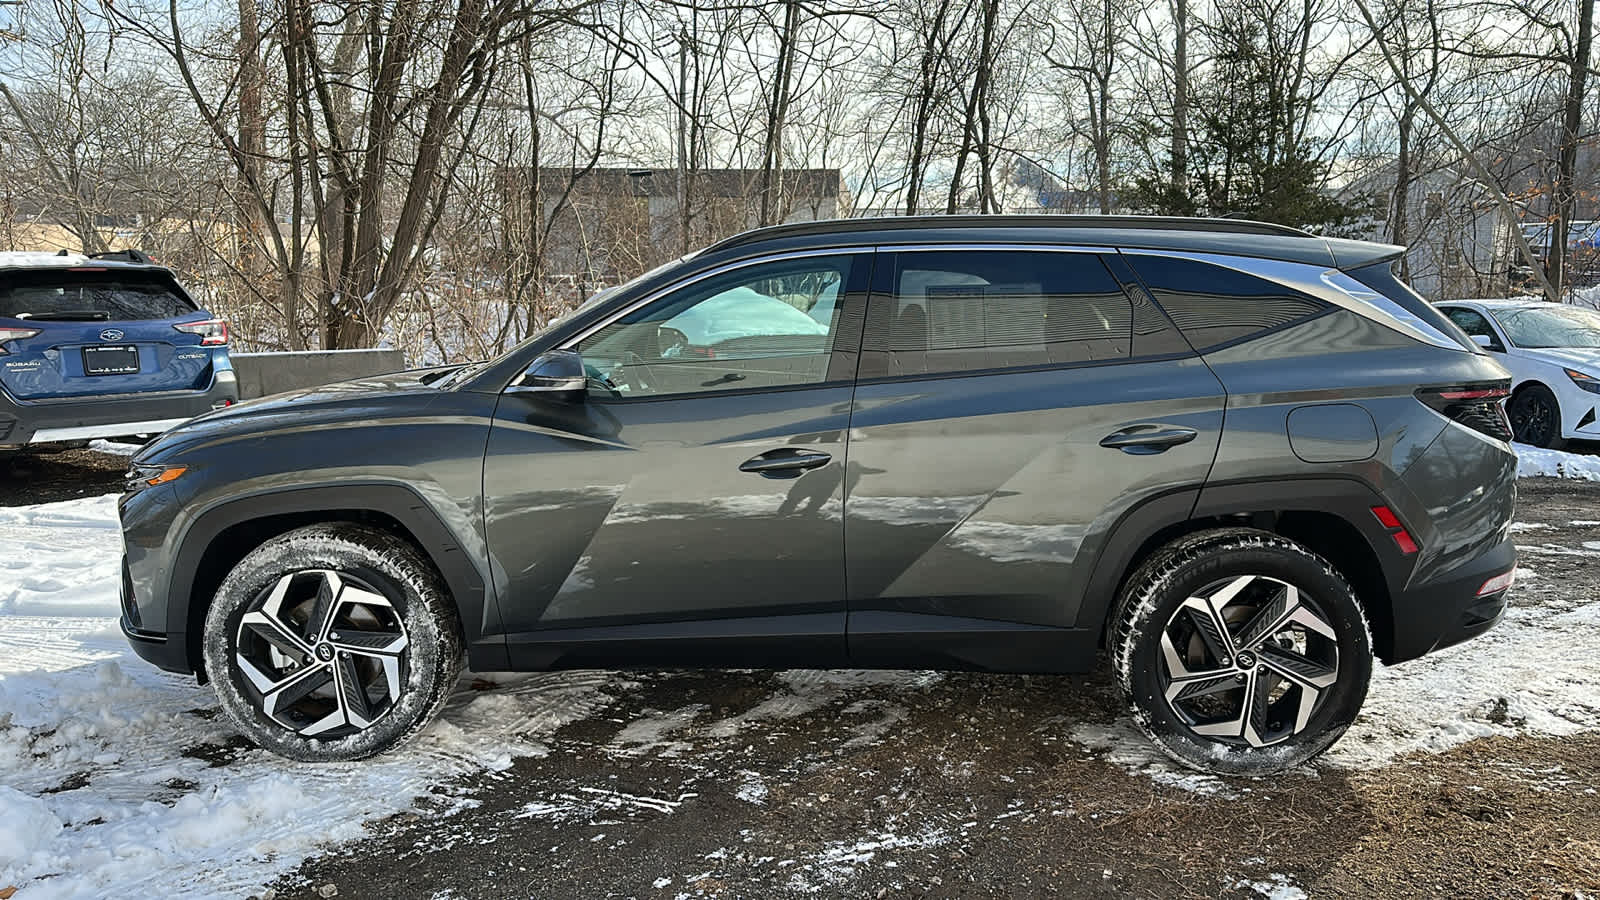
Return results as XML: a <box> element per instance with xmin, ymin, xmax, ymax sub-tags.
<box><xmin>203</xmin><ymin>523</ymin><xmax>463</xmax><ymax>762</ymax></box>
<box><xmin>1112</xmin><ymin>528</ymin><xmax>1373</xmax><ymax>775</ymax></box>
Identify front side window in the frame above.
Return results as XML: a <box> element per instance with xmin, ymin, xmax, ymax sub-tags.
<box><xmin>859</xmin><ymin>250</ymin><xmax>1132</xmax><ymax>378</ymax></box>
<box><xmin>577</xmin><ymin>255</ymin><xmax>853</xmax><ymax>398</ymax></box>
<box><xmin>1442</xmin><ymin>307</ymin><xmax>1499</xmax><ymax>344</ymax></box>
<box><xmin>1490</xmin><ymin>305</ymin><xmax>1600</xmax><ymax>349</ymax></box>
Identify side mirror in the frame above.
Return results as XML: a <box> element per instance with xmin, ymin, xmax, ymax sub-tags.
<box><xmin>1471</xmin><ymin>333</ymin><xmax>1503</xmax><ymax>352</ymax></box>
<box><xmin>509</xmin><ymin>349</ymin><xmax>586</xmax><ymax>401</ymax></box>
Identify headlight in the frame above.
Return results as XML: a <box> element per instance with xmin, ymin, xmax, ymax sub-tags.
<box><xmin>1565</xmin><ymin>369</ymin><xmax>1600</xmax><ymax>394</ymax></box>
<box><xmin>125</xmin><ymin>463</ymin><xmax>188</xmax><ymax>492</ymax></box>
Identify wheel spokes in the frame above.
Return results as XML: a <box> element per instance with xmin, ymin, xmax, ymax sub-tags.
<box><xmin>234</xmin><ymin>568</ymin><xmax>410</xmax><ymax>740</ymax></box>
<box><xmin>1179</xmin><ymin>591</ymin><xmax>1240</xmax><ymax>664</ymax></box>
<box><xmin>1159</xmin><ymin>573</ymin><xmax>1342</xmax><ymax>750</ymax></box>
<box><xmin>256</xmin><ymin>661</ymin><xmax>333</xmax><ymax>717</ymax></box>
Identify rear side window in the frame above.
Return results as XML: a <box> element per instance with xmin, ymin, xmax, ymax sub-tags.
<box><xmin>1124</xmin><ymin>255</ymin><xmax>1326</xmax><ymax>351</ymax></box>
<box><xmin>0</xmin><ymin>271</ymin><xmax>196</xmax><ymax>321</ymax></box>
<box><xmin>860</xmin><ymin>250</ymin><xmax>1131</xmax><ymax>378</ymax></box>
<box><xmin>1347</xmin><ymin>260</ymin><xmax>1477</xmax><ymax>352</ymax></box>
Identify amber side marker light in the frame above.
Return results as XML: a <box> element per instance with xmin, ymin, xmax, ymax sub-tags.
<box><xmin>144</xmin><ymin>466</ymin><xmax>187</xmax><ymax>486</ymax></box>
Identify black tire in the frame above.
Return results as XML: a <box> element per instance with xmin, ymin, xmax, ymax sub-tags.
<box><xmin>1508</xmin><ymin>383</ymin><xmax>1566</xmax><ymax>449</ymax></box>
<box><xmin>203</xmin><ymin>523</ymin><xmax>463</xmax><ymax>762</ymax></box>
<box><xmin>1111</xmin><ymin>528</ymin><xmax>1372</xmax><ymax>776</ymax></box>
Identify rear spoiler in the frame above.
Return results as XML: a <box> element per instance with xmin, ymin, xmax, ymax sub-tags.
<box><xmin>1324</xmin><ymin>237</ymin><xmax>1405</xmax><ymax>271</ymax></box>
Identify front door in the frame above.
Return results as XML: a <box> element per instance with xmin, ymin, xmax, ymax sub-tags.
<box><xmin>483</xmin><ymin>251</ymin><xmax>871</xmax><ymax>669</ymax></box>
<box><xmin>842</xmin><ymin>248</ymin><xmax>1226</xmax><ymax>670</ymax></box>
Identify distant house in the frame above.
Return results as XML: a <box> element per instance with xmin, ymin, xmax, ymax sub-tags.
<box><xmin>1337</xmin><ymin>166</ymin><xmax>1520</xmax><ymax>300</ymax></box>
<box><xmin>496</xmin><ymin>167</ymin><xmax>844</xmax><ymax>285</ymax></box>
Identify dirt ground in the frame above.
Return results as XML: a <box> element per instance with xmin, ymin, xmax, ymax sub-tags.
<box><xmin>258</xmin><ymin>479</ymin><xmax>1598</xmax><ymax>900</ymax></box>
<box><xmin>0</xmin><ymin>446</ymin><xmax>129</xmax><ymax>505</ymax></box>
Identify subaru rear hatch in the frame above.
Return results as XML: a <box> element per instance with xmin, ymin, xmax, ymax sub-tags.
<box><xmin>0</xmin><ymin>266</ymin><xmax>225</xmax><ymax>401</ymax></box>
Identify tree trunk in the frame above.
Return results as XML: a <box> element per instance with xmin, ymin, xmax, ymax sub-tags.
<box><xmin>1392</xmin><ymin>106</ymin><xmax>1413</xmax><ymax>279</ymax></box>
<box><xmin>1170</xmin><ymin>0</ymin><xmax>1189</xmax><ymax>208</ymax></box>
<box><xmin>1549</xmin><ymin>0</ymin><xmax>1596</xmax><ymax>301</ymax></box>
<box><xmin>758</xmin><ymin>0</ymin><xmax>800</xmax><ymax>227</ymax></box>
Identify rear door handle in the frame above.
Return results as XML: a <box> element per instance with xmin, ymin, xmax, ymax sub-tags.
<box><xmin>739</xmin><ymin>447</ymin><xmax>833</xmax><ymax>477</ymax></box>
<box><xmin>1099</xmin><ymin>425</ymin><xmax>1199</xmax><ymax>455</ymax></box>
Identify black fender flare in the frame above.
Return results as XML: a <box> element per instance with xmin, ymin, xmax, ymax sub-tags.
<box><xmin>170</xmin><ymin>483</ymin><xmax>506</xmax><ymax>674</ymax></box>
<box><xmin>1077</xmin><ymin>476</ymin><xmax>1412</xmax><ymax>651</ymax></box>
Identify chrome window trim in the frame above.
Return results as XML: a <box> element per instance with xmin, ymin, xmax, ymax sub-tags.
<box><xmin>1119</xmin><ymin>248</ymin><xmax>1466</xmax><ymax>351</ymax></box>
<box><xmin>557</xmin><ymin>247</ymin><xmax>862</xmax><ymax>351</ymax></box>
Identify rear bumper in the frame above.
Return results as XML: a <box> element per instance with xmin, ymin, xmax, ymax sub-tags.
<box><xmin>0</xmin><ymin>370</ymin><xmax>237</xmax><ymax>446</ymax></box>
<box><xmin>1386</xmin><ymin>535</ymin><xmax>1514</xmax><ymax>663</ymax></box>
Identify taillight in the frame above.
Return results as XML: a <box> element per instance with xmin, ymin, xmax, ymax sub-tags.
<box><xmin>174</xmin><ymin>318</ymin><xmax>229</xmax><ymax>346</ymax></box>
<box><xmin>1415</xmin><ymin>382</ymin><xmax>1512</xmax><ymax>441</ymax></box>
<box><xmin>0</xmin><ymin>326</ymin><xmax>41</xmax><ymax>354</ymax></box>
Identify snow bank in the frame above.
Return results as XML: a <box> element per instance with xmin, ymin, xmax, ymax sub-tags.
<box><xmin>1515</xmin><ymin>442</ymin><xmax>1600</xmax><ymax>480</ymax></box>
<box><xmin>0</xmin><ymin>494</ymin><xmax>628</xmax><ymax>898</ymax></box>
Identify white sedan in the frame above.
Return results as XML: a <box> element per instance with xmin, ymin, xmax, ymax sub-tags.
<box><xmin>1436</xmin><ymin>298</ymin><xmax>1600</xmax><ymax>448</ymax></box>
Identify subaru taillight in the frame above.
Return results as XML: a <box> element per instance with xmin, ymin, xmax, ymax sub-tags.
<box><xmin>174</xmin><ymin>318</ymin><xmax>229</xmax><ymax>346</ymax></box>
<box><xmin>0</xmin><ymin>326</ymin><xmax>41</xmax><ymax>354</ymax></box>
<box><xmin>1415</xmin><ymin>382</ymin><xmax>1512</xmax><ymax>442</ymax></box>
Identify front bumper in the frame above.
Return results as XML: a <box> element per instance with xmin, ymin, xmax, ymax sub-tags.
<box><xmin>1387</xmin><ymin>535</ymin><xmax>1514</xmax><ymax>663</ymax></box>
<box><xmin>0</xmin><ymin>371</ymin><xmax>237</xmax><ymax>446</ymax></box>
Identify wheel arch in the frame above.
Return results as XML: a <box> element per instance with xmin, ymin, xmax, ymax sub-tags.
<box><xmin>1086</xmin><ymin>477</ymin><xmax>1413</xmax><ymax>663</ymax></box>
<box><xmin>172</xmin><ymin>484</ymin><xmax>502</xmax><ymax>680</ymax></box>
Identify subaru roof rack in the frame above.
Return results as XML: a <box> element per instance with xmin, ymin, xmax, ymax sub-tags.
<box><xmin>88</xmin><ymin>249</ymin><xmax>154</xmax><ymax>265</ymax></box>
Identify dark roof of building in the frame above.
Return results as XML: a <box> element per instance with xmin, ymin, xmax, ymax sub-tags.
<box><xmin>513</xmin><ymin>167</ymin><xmax>841</xmax><ymax>199</ymax></box>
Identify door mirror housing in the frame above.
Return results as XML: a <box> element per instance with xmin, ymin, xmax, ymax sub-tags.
<box><xmin>509</xmin><ymin>349</ymin><xmax>587</xmax><ymax>401</ymax></box>
<box><xmin>1471</xmin><ymin>333</ymin><xmax>1503</xmax><ymax>352</ymax></box>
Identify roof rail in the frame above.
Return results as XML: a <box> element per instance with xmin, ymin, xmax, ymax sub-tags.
<box><xmin>702</xmin><ymin>214</ymin><xmax>1313</xmax><ymax>254</ymax></box>
<box><xmin>88</xmin><ymin>249</ymin><xmax>154</xmax><ymax>265</ymax></box>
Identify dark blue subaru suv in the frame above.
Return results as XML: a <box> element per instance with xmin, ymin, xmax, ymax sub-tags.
<box><xmin>0</xmin><ymin>250</ymin><xmax>237</xmax><ymax>448</ymax></box>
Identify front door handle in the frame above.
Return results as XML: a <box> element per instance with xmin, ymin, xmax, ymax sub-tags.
<box><xmin>739</xmin><ymin>447</ymin><xmax>833</xmax><ymax>477</ymax></box>
<box><xmin>1099</xmin><ymin>425</ymin><xmax>1199</xmax><ymax>455</ymax></box>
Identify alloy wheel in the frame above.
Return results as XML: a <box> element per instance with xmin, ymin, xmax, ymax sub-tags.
<box><xmin>1509</xmin><ymin>391</ymin><xmax>1555</xmax><ymax>446</ymax></box>
<box><xmin>234</xmin><ymin>569</ymin><xmax>410</xmax><ymax>738</ymax></box>
<box><xmin>1158</xmin><ymin>574</ymin><xmax>1341</xmax><ymax>748</ymax></box>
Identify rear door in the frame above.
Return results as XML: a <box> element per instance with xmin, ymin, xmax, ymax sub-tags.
<box><xmin>0</xmin><ymin>267</ymin><xmax>213</xmax><ymax>400</ymax></box>
<box><xmin>843</xmin><ymin>247</ymin><xmax>1226</xmax><ymax>669</ymax></box>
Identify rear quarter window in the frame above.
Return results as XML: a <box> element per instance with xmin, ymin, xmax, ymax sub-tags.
<box><xmin>1123</xmin><ymin>255</ymin><xmax>1327</xmax><ymax>351</ymax></box>
<box><xmin>0</xmin><ymin>271</ymin><xmax>196</xmax><ymax>321</ymax></box>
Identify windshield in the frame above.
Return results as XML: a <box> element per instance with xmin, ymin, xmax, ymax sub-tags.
<box><xmin>434</xmin><ymin>253</ymin><xmax>698</xmax><ymax>388</ymax></box>
<box><xmin>1490</xmin><ymin>305</ymin><xmax>1600</xmax><ymax>349</ymax></box>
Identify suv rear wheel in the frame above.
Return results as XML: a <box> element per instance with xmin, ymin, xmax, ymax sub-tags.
<box><xmin>1112</xmin><ymin>528</ymin><xmax>1372</xmax><ymax>775</ymax></box>
<box><xmin>202</xmin><ymin>523</ymin><xmax>463</xmax><ymax>762</ymax></box>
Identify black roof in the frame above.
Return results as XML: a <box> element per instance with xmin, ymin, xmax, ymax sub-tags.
<box><xmin>700</xmin><ymin>215</ymin><xmax>1402</xmax><ymax>269</ymax></box>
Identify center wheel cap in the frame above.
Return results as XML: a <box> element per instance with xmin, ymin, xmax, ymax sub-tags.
<box><xmin>1234</xmin><ymin>651</ymin><xmax>1257</xmax><ymax>669</ymax></box>
<box><xmin>314</xmin><ymin>643</ymin><xmax>335</xmax><ymax>662</ymax></box>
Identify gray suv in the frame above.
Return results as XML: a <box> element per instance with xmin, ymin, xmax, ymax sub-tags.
<box><xmin>119</xmin><ymin>216</ymin><xmax>1517</xmax><ymax>774</ymax></box>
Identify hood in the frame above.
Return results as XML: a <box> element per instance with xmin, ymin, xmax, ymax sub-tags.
<box><xmin>135</xmin><ymin>367</ymin><xmax>458</xmax><ymax>462</ymax></box>
<box><xmin>1515</xmin><ymin>346</ymin><xmax>1600</xmax><ymax>373</ymax></box>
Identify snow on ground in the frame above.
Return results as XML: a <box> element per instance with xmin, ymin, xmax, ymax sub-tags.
<box><xmin>0</xmin><ymin>495</ymin><xmax>629</xmax><ymax>898</ymax></box>
<box><xmin>1515</xmin><ymin>442</ymin><xmax>1600</xmax><ymax>480</ymax></box>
